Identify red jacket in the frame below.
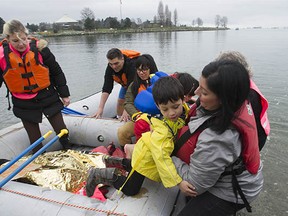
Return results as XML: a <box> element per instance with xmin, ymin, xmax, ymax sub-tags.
<box><xmin>175</xmin><ymin>100</ymin><xmax>260</xmax><ymax>174</ymax></box>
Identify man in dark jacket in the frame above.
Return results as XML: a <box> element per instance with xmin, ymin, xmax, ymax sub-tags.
<box><xmin>93</xmin><ymin>48</ymin><xmax>137</xmax><ymax>120</ymax></box>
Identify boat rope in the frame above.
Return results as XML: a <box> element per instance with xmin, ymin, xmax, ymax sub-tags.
<box><xmin>0</xmin><ymin>187</ymin><xmax>126</xmax><ymax>216</ymax></box>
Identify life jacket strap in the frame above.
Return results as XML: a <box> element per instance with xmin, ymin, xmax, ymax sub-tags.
<box><xmin>5</xmin><ymin>88</ymin><xmax>11</xmax><ymax>110</ymax></box>
<box><xmin>24</xmin><ymin>84</ymin><xmax>39</xmax><ymax>91</ymax></box>
<box><xmin>221</xmin><ymin>157</ymin><xmax>245</xmax><ymax>176</ymax></box>
<box><xmin>231</xmin><ymin>170</ymin><xmax>252</xmax><ymax>213</ymax></box>
<box><xmin>29</xmin><ymin>39</ymin><xmax>40</xmax><ymax>65</ymax></box>
<box><xmin>221</xmin><ymin>156</ymin><xmax>252</xmax><ymax>213</ymax></box>
<box><xmin>3</xmin><ymin>41</ymin><xmax>11</xmax><ymax>69</ymax></box>
<box><xmin>172</xmin><ymin>120</ymin><xmax>210</xmax><ymax>156</ymax></box>
<box><xmin>172</xmin><ymin>126</ymin><xmax>192</xmax><ymax>156</ymax></box>
<box><xmin>21</xmin><ymin>72</ymin><xmax>33</xmax><ymax>78</ymax></box>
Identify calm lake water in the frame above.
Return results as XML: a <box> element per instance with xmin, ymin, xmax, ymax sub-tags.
<box><xmin>1</xmin><ymin>29</ymin><xmax>287</xmax><ymax>215</ymax></box>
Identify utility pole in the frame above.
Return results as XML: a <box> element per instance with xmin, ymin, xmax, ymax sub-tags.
<box><xmin>119</xmin><ymin>0</ymin><xmax>123</xmax><ymax>21</ymax></box>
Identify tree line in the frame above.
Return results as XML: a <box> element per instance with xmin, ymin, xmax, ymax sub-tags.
<box><xmin>80</xmin><ymin>1</ymin><xmax>228</xmax><ymax>31</ymax></box>
<box><xmin>0</xmin><ymin>1</ymin><xmax>228</xmax><ymax>34</ymax></box>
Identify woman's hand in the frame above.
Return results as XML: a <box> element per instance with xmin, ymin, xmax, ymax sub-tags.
<box><xmin>179</xmin><ymin>180</ymin><xmax>198</xmax><ymax>197</ymax></box>
<box><xmin>61</xmin><ymin>97</ymin><xmax>70</xmax><ymax>107</ymax></box>
<box><xmin>119</xmin><ymin>110</ymin><xmax>130</xmax><ymax>122</ymax></box>
<box><xmin>92</xmin><ymin>108</ymin><xmax>103</xmax><ymax>119</ymax></box>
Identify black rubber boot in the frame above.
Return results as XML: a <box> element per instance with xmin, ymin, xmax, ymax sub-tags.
<box><xmin>102</xmin><ymin>155</ymin><xmax>125</xmax><ymax>169</ymax></box>
<box><xmin>86</xmin><ymin>167</ymin><xmax>125</xmax><ymax>197</ymax></box>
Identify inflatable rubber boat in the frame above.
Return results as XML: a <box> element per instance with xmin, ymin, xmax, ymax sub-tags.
<box><xmin>0</xmin><ymin>85</ymin><xmax>185</xmax><ymax>216</ymax></box>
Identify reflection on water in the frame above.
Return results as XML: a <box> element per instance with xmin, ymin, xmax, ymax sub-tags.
<box><xmin>0</xmin><ymin>29</ymin><xmax>287</xmax><ymax>215</ymax></box>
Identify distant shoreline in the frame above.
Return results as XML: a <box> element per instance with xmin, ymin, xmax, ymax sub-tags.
<box><xmin>38</xmin><ymin>26</ymin><xmax>229</xmax><ymax>37</ymax></box>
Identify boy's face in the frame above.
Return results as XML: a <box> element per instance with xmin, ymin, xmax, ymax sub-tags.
<box><xmin>157</xmin><ymin>99</ymin><xmax>184</xmax><ymax>122</ymax></box>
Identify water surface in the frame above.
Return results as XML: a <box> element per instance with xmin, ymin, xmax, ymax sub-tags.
<box><xmin>1</xmin><ymin>29</ymin><xmax>287</xmax><ymax>215</ymax></box>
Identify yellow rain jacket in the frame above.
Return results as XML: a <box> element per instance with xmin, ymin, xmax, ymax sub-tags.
<box><xmin>131</xmin><ymin>103</ymin><xmax>189</xmax><ymax>188</ymax></box>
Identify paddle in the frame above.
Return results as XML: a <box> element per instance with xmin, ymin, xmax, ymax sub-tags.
<box><xmin>61</xmin><ymin>107</ymin><xmax>86</xmax><ymax>116</ymax></box>
<box><xmin>0</xmin><ymin>129</ymin><xmax>68</xmax><ymax>188</ymax></box>
<box><xmin>0</xmin><ymin>130</ymin><xmax>52</xmax><ymax>175</ymax></box>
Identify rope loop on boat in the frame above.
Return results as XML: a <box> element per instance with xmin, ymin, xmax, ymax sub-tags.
<box><xmin>0</xmin><ymin>187</ymin><xmax>126</xmax><ymax>216</ymax></box>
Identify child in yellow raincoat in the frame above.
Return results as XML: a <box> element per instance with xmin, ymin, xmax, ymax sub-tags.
<box><xmin>86</xmin><ymin>76</ymin><xmax>189</xmax><ymax>197</ymax></box>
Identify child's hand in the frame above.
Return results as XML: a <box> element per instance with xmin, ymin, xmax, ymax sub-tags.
<box><xmin>179</xmin><ymin>180</ymin><xmax>198</xmax><ymax>197</ymax></box>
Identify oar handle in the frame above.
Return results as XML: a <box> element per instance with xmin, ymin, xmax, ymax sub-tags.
<box><xmin>0</xmin><ymin>129</ymin><xmax>68</xmax><ymax>188</ymax></box>
<box><xmin>57</xmin><ymin>129</ymin><xmax>69</xmax><ymax>138</ymax></box>
<box><xmin>0</xmin><ymin>130</ymin><xmax>53</xmax><ymax>175</ymax></box>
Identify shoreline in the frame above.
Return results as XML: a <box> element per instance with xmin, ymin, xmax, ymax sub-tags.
<box><xmin>37</xmin><ymin>26</ymin><xmax>229</xmax><ymax>37</ymax></box>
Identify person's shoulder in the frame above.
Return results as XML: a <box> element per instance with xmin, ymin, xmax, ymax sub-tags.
<box><xmin>124</xmin><ymin>59</ymin><xmax>136</xmax><ymax>74</ymax></box>
<box><xmin>202</xmin><ymin>126</ymin><xmax>240</xmax><ymax>143</ymax></box>
<box><xmin>34</xmin><ymin>39</ymin><xmax>51</xmax><ymax>59</ymax></box>
<box><xmin>127</xmin><ymin>82</ymin><xmax>134</xmax><ymax>89</ymax></box>
<box><xmin>105</xmin><ymin>64</ymin><xmax>114</xmax><ymax>74</ymax></box>
<box><xmin>248</xmin><ymin>89</ymin><xmax>261</xmax><ymax>110</ymax></box>
<box><xmin>124</xmin><ymin>56</ymin><xmax>136</xmax><ymax>66</ymax></box>
<box><xmin>0</xmin><ymin>40</ymin><xmax>8</xmax><ymax>57</ymax></box>
<box><xmin>196</xmin><ymin>127</ymin><xmax>240</xmax><ymax>157</ymax></box>
<box><xmin>36</xmin><ymin>39</ymin><xmax>48</xmax><ymax>51</ymax></box>
<box><xmin>151</xmin><ymin>115</ymin><xmax>168</xmax><ymax>126</ymax></box>
<box><xmin>28</xmin><ymin>37</ymin><xmax>48</xmax><ymax>52</ymax></box>
<box><xmin>0</xmin><ymin>45</ymin><xmax>4</xmax><ymax>59</ymax></box>
<box><xmin>249</xmin><ymin>89</ymin><xmax>261</xmax><ymax>101</ymax></box>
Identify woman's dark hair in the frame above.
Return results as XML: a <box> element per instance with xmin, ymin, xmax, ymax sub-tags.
<box><xmin>131</xmin><ymin>55</ymin><xmax>158</xmax><ymax>97</ymax></box>
<box><xmin>202</xmin><ymin>60</ymin><xmax>250</xmax><ymax>133</ymax></box>
<box><xmin>152</xmin><ymin>76</ymin><xmax>184</xmax><ymax>105</ymax></box>
<box><xmin>173</xmin><ymin>72</ymin><xmax>199</xmax><ymax>96</ymax></box>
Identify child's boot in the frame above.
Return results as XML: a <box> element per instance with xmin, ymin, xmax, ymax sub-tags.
<box><xmin>102</xmin><ymin>155</ymin><xmax>124</xmax><ymax>169</ymax></box>
<box><xmin>86</xmin><ymin>167</ymin><xmax>124</xmax><ymax>197</ymax></box>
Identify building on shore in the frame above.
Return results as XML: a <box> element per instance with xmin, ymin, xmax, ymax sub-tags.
<box><xmin>55</xmin><ymin>15</ymin><xmax>80</xmax><ymax>30</ymax></box>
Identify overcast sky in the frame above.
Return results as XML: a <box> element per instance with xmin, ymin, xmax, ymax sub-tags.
<box><xmin>1</xmin><ymin>0</ymin><xmax>288</xmax><ymax>28</ymax></box>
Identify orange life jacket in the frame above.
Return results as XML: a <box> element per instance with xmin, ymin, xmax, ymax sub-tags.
<box><xmin>1</xmin><ymin>39</ymin><xmax>50</xmax><ymax>93</ymax></box>
<box><xmin>138</xmin><ymin>83</ymin><xmax>147</xmax><ymax>93</ymax></box>
<box><xmin>121</xmin><ymin>49</ymin><xmax>141</xmax><ymax>59</ymax></box>
<box><xmin>112</xmin><ymin>73</ymin><xmax>128</xmax><ymax>87</ymax></box>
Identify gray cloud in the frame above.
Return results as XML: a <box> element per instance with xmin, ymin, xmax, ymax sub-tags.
<box><xmin>2</xmin><ymin>0</ymin><xmax>287</xmax><ymax>28</ymax></box>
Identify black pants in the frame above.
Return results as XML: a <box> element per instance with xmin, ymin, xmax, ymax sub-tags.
<box><xmin>112</xmin><ymin>158</ymin><xmax>145</xmax><ymax>196</ymax></box>
<box><xmin>178</xmin><ymin>191</ymin><xmax>246</xmax><ymax>216</ymax></box>
<box><xmin>21</xmin><ymin>112</ymin><xmax>69</xmax><ymax>153</ymax></box>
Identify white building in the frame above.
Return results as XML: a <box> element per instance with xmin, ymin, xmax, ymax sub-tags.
<box><xmin>55</xmin><ymin>15</ymin><xmax>79</xmax><ymax>29</ymax></box>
